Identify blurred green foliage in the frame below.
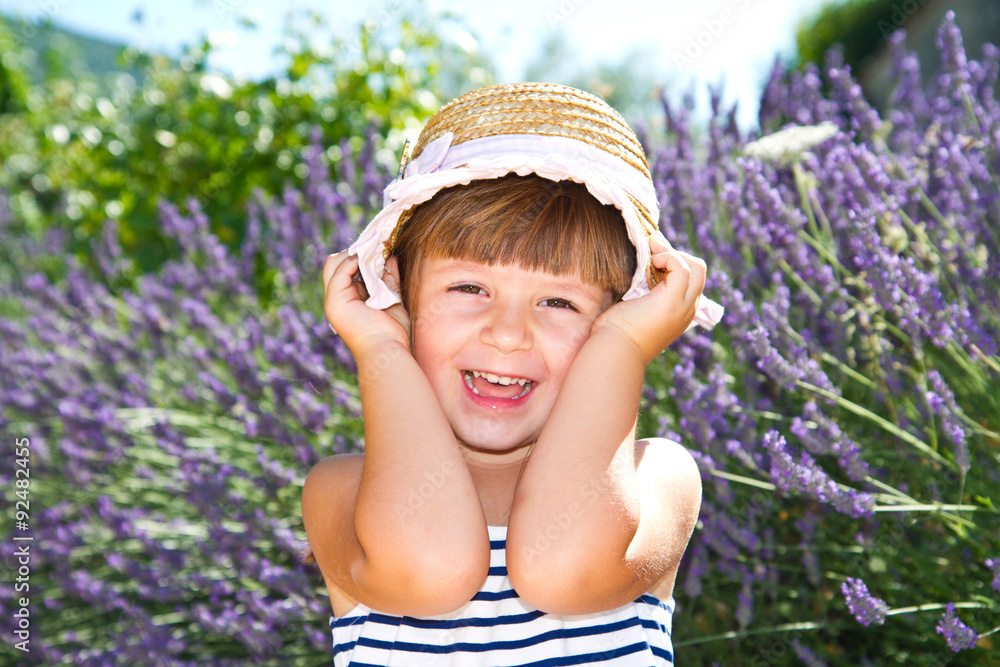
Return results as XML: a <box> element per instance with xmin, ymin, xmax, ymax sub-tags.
<box><xmin>796</xmin><ymin>0</ymin><xmax>910</xmax><ymax>69</ymax></box>
<box><xmin>0</xmin><ymin>2</ymin><xmax>493</xmax><ymax>285</ymax></box>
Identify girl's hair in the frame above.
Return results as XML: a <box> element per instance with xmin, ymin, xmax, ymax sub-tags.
<box><xmin>392</xmin><ymin>174</ymin><xmax>638</xmax><ymax>315</ymax></box>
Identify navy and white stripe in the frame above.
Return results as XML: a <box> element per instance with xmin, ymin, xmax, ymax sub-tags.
<box><xmin>331</xmin><ymin>524</ymin><xmax>674</xmax><ymax>666</ymax></box>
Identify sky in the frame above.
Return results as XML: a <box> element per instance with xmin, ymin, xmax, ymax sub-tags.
<box><xmin>0</xmin><ymin>0</ymin><xmax>833</xmax><ymax>129</ymax></box>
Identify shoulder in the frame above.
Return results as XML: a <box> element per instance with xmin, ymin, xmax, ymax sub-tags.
<box><xmin>634</xmin><ymin>438</ymin><xmax>702</xmax><ymax>600</ymax></box>
<box><xmin>304</xmin><ymin>452</ymin><xmax>364</xmax><ymax>486</ymax></box>
<box><xmin>302</xmin><ymin>453</ymin><xmax>364</xmax><ymax>518</ymax></box>
<box><xmin>634</xmin><ymin>437</ymin><xmax>702</xmax><ymax>494</ymax></box>
<box><xmin>633</xmin><ymin>438</ymin><xmax>702</xmax><ymax>541</ymax></box>
<box><xmin>301</xmin><ymin>454</ymin><xmax>366</xmax><ymax>616</ymax></box>
<box><xmin>301</xmin><ymin>453</ymin><xmax>365</xmax><ymax>549</ymax></box>
<box><xmin>302</xmin><ymin>454</ymin><xmax>365</xmax><ymax>536</ymax></box>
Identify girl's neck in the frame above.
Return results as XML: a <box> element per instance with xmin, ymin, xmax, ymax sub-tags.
<box><xmin>464</xmin><ymin>449</ymin><xmax>533</xmax><ymax>527</ymax></box>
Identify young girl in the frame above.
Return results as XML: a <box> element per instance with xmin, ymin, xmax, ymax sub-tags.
<box><xmin>304</xmin><ymin>82</ymin><xmax>724</xmax><ymax>666</ymax></box>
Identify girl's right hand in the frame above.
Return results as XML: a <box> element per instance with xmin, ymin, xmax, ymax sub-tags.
<box><xmin>323</xmin><ymin>252</ymin><xmax>411</xmax><ymax>355</ymax></box>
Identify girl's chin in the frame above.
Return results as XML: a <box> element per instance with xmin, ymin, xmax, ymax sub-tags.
<box><xmin>454</xmin><ymin>428</ymin><xmax>538</xmax><ymax>454</ymax></box>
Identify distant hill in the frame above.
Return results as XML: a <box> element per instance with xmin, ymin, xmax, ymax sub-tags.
<box><xmin>0</xmin><ymin>14</ymin><xmax>148</xmax><ymax>82</ymax></box>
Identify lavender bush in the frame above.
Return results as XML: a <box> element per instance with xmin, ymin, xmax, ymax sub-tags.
<box><xmin>1</xmin><ymin>13</ymin><xmax>997</xmax><ymax>665</ymax></box>
<box><xmin>645</xmin><ymin>14</ymin><xmax>999</xmax><ymax>665</ymax></box>
<box><xmin>0</xmin><ymin>129</ymin><xmax>388</xmax><ymax>664</ymax></box>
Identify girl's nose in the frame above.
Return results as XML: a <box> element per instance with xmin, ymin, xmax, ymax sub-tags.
<box><xmin>480</xmin><ymin>302</ymin><xmax>532</xmax><ymax>353</ymax></box>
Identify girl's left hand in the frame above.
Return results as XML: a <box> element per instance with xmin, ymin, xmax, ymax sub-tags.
<box><xmin>592</xmin><ymin>232</ymin><xmax>706</xmax><ymax>363</ymax></box>
<box><xmin>323</xmin><ymin>253</ymin><xmax>411</xmax><ymax>355</ymax></box>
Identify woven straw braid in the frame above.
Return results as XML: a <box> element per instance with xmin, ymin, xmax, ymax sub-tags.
<box><xmin>411</xmin><ymin>82</ymin><xmax>651</xmax><ymax>181</ymax></box>
<box><xmin>624</xmin><ymin>191</ymin><xmax>663</xmax><ymax>289</ymax></box>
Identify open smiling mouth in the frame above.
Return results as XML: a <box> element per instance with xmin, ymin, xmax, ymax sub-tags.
<box><xmin>463</xmin><ymin>370</ymin><xmax>533</xmax><ymax>399</ymax></box>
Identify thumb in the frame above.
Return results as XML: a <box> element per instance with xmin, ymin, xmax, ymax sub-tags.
<box><xmin>324</xmin><ymin>251</ymin><xmax>349</xmax><ymax>294</ymax></box>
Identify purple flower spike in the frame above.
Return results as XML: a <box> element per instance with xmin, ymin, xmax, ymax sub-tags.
<box><xmin>791</xmin><ymin>638</ymin><xmax>827</xmax><ymax>667</ymax></box>
<box><xmin>764</xmin><ymin>431</ymin><xmax>875</xmax><ymax>517</ymax></box>
<box><xmin>987</xmin><ymin>558</ymin><xmax>1000</xmax><ymax>592</ymax></box>
<box><xmin>841</xmin><ymin>577</ymin><xmax>888</xmax><ymax>626</ymax></box>
<box><xmin>936</xmin><ymin>603</ymin><xmax>979</xmax><ymax>651</ymax></box>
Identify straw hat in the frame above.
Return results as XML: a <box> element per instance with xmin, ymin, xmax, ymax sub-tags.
<box><xmin>347</xmin><ymin>82</ymin><xmax>723</xmax><ymax>330</ymax></box>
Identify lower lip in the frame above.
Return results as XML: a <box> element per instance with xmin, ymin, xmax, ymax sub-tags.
<box><xmin>461</xmin><ymin>373</ymin><xmax>533</xmax><ymax>410</ymax></box>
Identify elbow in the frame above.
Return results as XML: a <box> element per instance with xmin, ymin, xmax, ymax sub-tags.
<box><xmin>506</xmin><ymin>511</ymin><xmax>641</xmax><ymax>615</ymax></box>
<box><xmin>362</xmin><ymin>541</ymin><xmax>491</xmax><ymax>616</ymax></box>
<box><xmin>507</xmin><ymin>544</ymin><xmax>634</xmax><ymax>616</ymax></box>
<box><xmin>508</xmin><ymin>558</ymin><xmax>628</xmax><ymax>616</ymax></box>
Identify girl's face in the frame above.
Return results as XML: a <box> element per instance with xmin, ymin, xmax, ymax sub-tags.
<box><xmin>410</xmin><ymin>256</ymin><xmax>614</xmax><ymax>454</ymax></box>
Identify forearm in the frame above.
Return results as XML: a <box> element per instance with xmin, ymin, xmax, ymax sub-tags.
<box><xmin>507</xmin><ymin>326</ymin><xmax>646</xmax><ymax>587</ymax></box>
<box><xmin>353</xmin><ymin>340</ymin><xmax>489</xmax><ymax>588</ymax></box>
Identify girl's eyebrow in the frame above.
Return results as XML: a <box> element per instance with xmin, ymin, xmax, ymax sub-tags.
<box><xmin>426</xmin><ymin>260</ymin><xmax>488</xmax><ymax>275</ymax></box>
<box><xmin>426</xmin><ymin>260</ymin><xmax>608</xmax><ymax>302</ymax></box>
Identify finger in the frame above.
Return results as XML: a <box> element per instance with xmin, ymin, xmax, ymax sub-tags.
<box><xmin>649</xmin><ymin>246</ymin><xmax>686</xmax><ymax>272</ymax></box>
<box><xmin>649</xmin><ymin>230</ymin><xmax>673</xmax><ymax>253</ymax></box>
<box><xmin>675</xmin><ymin>252</ymin><xmax>707</xmax><ymax>304</ymax></box>
<box><xmin>325</xmin><ymin>253</ymin><xmax>360</xmax><ymax>307</ymax></box>
<box><xmin>323</xmin><ymin>251</ymin><xmax>350</xmax><ymax>293</ymax></box>
<box><xmin>353</xmin><ymin>264</ymin><xmax>370</xmax><ymax>301</ymax></box>
<box><xmin>657</xmin><ymin>250</ymin><xmax>693</xmax><ymax>308</ymax></box>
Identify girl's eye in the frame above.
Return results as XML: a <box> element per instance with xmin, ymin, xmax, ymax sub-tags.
<box><xmin>540</xmin><ymin>298</ymin><xmax>576</xmax><ymax>311</ymax></box>
<box><xmin>452</xmin><ymin>284</ymin><xmax>485</xmax><ymax>295</ymax></box>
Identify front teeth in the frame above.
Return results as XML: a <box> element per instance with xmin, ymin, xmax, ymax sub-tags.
<box><xmin>464</xmin><ymin>370</ymin><xmax>532</xmax><ymax>397</ymax></box>
<box><xmin>472</xmin><ymin>370</ymin><xmax>529</xmax><ymax>386</ymax></box>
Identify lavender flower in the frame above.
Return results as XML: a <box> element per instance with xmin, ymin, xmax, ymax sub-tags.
<box><xmin>936</xmin><ymin>603</ymin><xmax>979</xmax><ymax>651</ymax></box>
<box><xmin>841</xmin><ymin>577</ymin><xmax>888</xmax><ymax>626</ymax></box>
<box><xmin>736</xmin><ymin>567</ymin><xmax>755</xmax><ymax>630</ymax></box>
<box><xmin>792</xmin><ymin>638</ymin><xmax>827</xmax><ymax>667</ymax></box>
<box><xmin>986</xmin><ymin>558</ymin><xmax>1000</xmax><ymax>592</ymax></box>
<box><xmin>790</xmin><ymin>401</ymin><xmax>869</xmax><ymax>481</ymax></box>
<box><xmin>765</xmin><ymin>431</ymin><xmax>875</xmax><ymax>517</ymax></box>
<box><xmin>925</xmin><ymin>369</ymin><xmax>970</xmax><ymax>473</ymax></box>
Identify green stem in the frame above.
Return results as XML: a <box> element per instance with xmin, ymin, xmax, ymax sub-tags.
<box><xmin>891</xmin><ymin>204</ymin><xmax>962</xmax><ymax>302</ymax></box>
<box><xmin>956</xmin><ymin>472</ymin><xmax>967</xmax><ymax>511</ymax></box>
<box><xmin>793</xmin><ymin>163</ymin><xmax>825</xmax><ymax>246</ymax></box>
<box><xmin>873</xmin><ymin>503</ymin><xmax>981</xmax><ymax>513</ymax></box>
<box><xmin>795</xmin><ymin>381</ymin><xmax>953</xmax><ymax>468</ymax></box>
<box><xmin>864</xmin><ymin>475</ymin><xmax>918</xmax><ymax>503</ymax></box>
<box><xmin>776</xmin><ymin>257</ymin><xmax>823</xmax><ymax>306</ymax></box>
<box><xmin>797</xmin><ymin>229</ymin><xmax>850</xmax><ymax>276</ymax></box>
<box><xmin>885</xmin><ymin>601</ymin><xmax>993</xmax><ymax>617</ymax></box>
<box><xmin>708</xmin><ymin>469</ymin><xmax>776</xmax><ymax>491</ymax></box>
<box><xmin>971</xmin><ymin>344</ymin><xmax>1000</xmax><ymax>376</ymax></box>
<box><xmin>673</xmin><ymin>621</ymin><xmax>832</xmax><ymax>647</ymax></box>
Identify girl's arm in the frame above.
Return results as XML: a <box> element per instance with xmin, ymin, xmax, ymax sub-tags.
<box><xmin>304</xmin><ymin>253</ymin><xmax>489</xmax><ymax>617</ymax></box>
<box><xmin>506</xmin><ymin>236</ymin><xmax>705</xmax><ymax>615</ymax></box>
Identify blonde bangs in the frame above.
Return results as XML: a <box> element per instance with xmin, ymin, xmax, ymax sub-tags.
<box><xmin>393</xmin><ymin>174</ymin><xmax>637</xmax><ymax>312</ymax></box>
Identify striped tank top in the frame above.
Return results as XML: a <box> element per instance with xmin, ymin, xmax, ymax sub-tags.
<box><xmin>330</xmin><ymin>524</ymin><xmax>675</xmax><ymax>666</ymax></box>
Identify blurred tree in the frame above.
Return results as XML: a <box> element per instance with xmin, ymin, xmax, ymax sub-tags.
<box><xmin>0</xmin><ymin>21</ymin><xmax>30</xmax><ymax>114</ymax></box>
<box><xmin>795</xmin><ymin>0</ymin><xmax>999</xmax><ymax>107</ymax></box>
<box><xmin>523</xmin><ymin>30</ymin><xmax>668</xmax><ymax>129</ymax></box>
<box><xmin>795</xmin><ymin>0</ymin><xmax>905</xmax><ymax>70</ymax></box>
<box><xmin>0</xmin><ymin>1</ymin><xmax>493</xmax><ymax>288</ymax></box>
